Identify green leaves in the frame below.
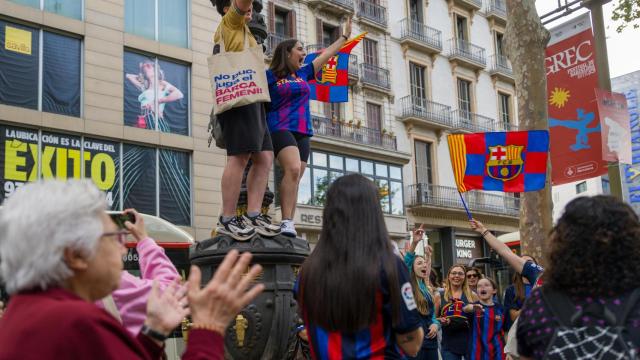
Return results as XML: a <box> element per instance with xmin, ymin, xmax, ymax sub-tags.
<box><xmin>612</xmin><ymin>0</ymin><xmax>640</xmax><ymax>33</ymax></box>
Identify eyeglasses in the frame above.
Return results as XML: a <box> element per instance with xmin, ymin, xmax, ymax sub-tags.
<box><xmin>101</xmin><ymin>230</ymin><xmax>129</xmax><ymax>246</ymax></box>
<box><xmin>467</xmin><ymin>273</ymin><xmax>479</xmax><ymax>279</ymax></box>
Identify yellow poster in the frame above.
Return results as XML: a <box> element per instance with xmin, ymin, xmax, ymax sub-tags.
<box><xmin>5</xmin><ymin>26</ymin><xmax>32</xmax><ymax>55</ymax></box>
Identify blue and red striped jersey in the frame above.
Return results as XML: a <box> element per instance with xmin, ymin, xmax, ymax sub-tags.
<box><xmin>469</xmin><ymin>303</ymin><xmax>506</xmax><ymax>360</ymax></box>
<box><xmin>297</xmin><ymin>256</ymin><xmax>421</xmax><ymax>360</ymax></box>
<box><xmin>265</xmin><ymin>63</ymin><xmax>315</xmax><ymax>136</ymax></box>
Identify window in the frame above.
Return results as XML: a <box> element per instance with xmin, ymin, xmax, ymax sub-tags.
<box><xmin>125</xmin><ymin>0</ymin><xmax>189</xmax><ymax>48</ymax></box>
<box><xmin>0</xmin><ymin>21</ymin><xmax>81</xmax><ymax>117</ymax></box>
<box><xmin>363</xmin><ymin>38</ymin><xmax>379</xmax><ymax>65</ymax></box>
<box><xmin>296</xmin><ymin>151</ymin><xmax>403</xmax><ymax>214</ymax></box>
<box><xmin>270</xmin><ymin>5</ymin><xmax>296</xmax><ymax>40</ymax></box>
<box><xmin>601</xmin><ymin>178</ymin><xmax>610</xmax><ymax>194</ymax></box>
<box><xmin>315</xmin><ymin>20</ymin><xmax>337</xmax><ymax>48</ymax></box>
<box><xmin>495</xmin><ymin>32</ymin><xmax>505</xmax><ymax>56</ymax></box>
<box><xmin>415</xmin><ymin>140</ymin><xmax>433</xmax><ymax>185</ymax></box>
<box><xmin>410</xmin><ymin>0</ymin><xmax>424</xmax><ymax>23</ymax></box>
<box><xmin>124</xmin><ymin>51</ymin><xmax>190</xmax><ymax>135</ymax></box>
<box><xmin>576</xmin><ymin>181</ymin><xmax>587</xmax><ymax>194</ymax></box>
<box><xmin>0</xmin><ymin>124</ymin><xmax>192</xmax><ymax>225</ymax></box>
<box><xmin>10</xmin><ymin>0</ymin><xmax>82</xmax><ymax>20</ymax></box>
<box><xmin>410</xmin><ymin>62</ymin><xmax>427</xmax><ymax>106</ymax></box>
<box><xmin>275</xmin><ymin>10</ymin><xmax>288</xmax><ymax>37</ymax></box>
<box><xmin>455</xmin><ymin>15</ymin><xmax>468</xmax><ymax>42</ymax></box>
<box><xmin>499</xmin><ymin>93</ymin><xmax>511</xmax><ymax>128</ymax></box>
<box><xmin>366</xmin><ymin>102</ymin><xmax>382</xmax><ymax>131</ymax></box>
<box><xmin>457</xmin><ymin>78</ymin><xmax>472</xmax><ymax>116</ymax></box>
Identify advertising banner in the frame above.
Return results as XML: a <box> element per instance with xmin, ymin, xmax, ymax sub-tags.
<box><xmin>0</xmin><ymin>125</ymin><xmax>190</xmax><ymax>225</ymax></box>
<box><xmin>546</xmin><ymin>13</ymin><xmax>608</xmax><ymax>185</ymax></box>
<box><xmin>595</xmin><ymin>89</ymin><xmax>632</xmax><ymax>164</ymax></box>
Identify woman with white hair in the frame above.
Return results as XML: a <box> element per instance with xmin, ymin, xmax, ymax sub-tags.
<box><xmin>0</xmin><ymin>179</ymin><xmax>264</xmax><ymax>359</ymax></box>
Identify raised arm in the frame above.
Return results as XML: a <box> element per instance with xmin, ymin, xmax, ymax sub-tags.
<box><xmin>126</xmin><ymin>73</ymin><xmax>144</xmax><ymax>91</ymax></box>
<box><xmin>312</xmin><ymin>17</ymin><xmax>352</xmax><ymax>74</ymax></box>
<box><xmin>470</xmin><ymin>219</ymin><xmax>526</xmax><ymax>274</ymax></box>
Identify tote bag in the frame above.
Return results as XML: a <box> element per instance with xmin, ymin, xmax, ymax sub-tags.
<box><xmin>208</xmin><ymin>30</ymin><xmax>270</xmax><ymax>115</ymax></box>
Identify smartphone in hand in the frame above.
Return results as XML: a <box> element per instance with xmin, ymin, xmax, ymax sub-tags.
<box><xmin>109</xmin><ymin>212</ymin><xmax>135</xmax><ymax>229</ymax></box>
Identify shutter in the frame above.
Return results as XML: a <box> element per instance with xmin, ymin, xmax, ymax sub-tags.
<box><xmin>288</xmin><ymin>10</ymin><xmax>297</xmax><ymax>38</ymax></box>
<box><xmin>268</xmin><ymin>2</ymin><xmax>275</xmax><ymax>33</ymax></box>
<box><xmin>316</xmin><ymin>18</ymin><xmax>323</xmax><ymax>45</ymax></box>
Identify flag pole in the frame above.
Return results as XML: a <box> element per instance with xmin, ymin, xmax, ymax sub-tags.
<box><xmin>457</xmin><ymin>190</ymin><xmax>473</xmax><ymax>220</ymax></box>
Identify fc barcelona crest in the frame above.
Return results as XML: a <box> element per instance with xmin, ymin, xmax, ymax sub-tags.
<box><xmin>486</xmin><ymin>145</ymin><xmax>524</xmax><ymax>181</ymax></box>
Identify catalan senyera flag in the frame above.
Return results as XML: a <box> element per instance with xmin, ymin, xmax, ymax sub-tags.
<box><xmin>447</xmin><ymin>131</ymin><xmax>550</xmax><ymax>193</ymax></box>
<box><xmin>304</xmin><ymin>32</ymin><xmax>367</xmax><ymax>103</ymax></box>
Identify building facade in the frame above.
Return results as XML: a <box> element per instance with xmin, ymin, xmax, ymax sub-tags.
<box><xmin>0</xmin><ymin>0</ymin><xmax>519</xmax><ymax>278</ymax></box>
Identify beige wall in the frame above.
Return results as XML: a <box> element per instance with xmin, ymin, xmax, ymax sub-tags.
<box><xmin>0</xmin><ymin>0</ymin><xmax>225</xmax><ymax>240</ymax></box>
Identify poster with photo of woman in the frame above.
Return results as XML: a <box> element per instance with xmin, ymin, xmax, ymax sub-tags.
<box><xmin>123</xmin><ymin>51</ymin><xmax>189</xmax><ymax>135</ymax></box>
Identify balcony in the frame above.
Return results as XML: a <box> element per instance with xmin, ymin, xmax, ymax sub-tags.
<box><xmin>399</xmin><ymin>96</ymin><xmax>453</xmax><ymax>130</ymax></box>
<box><xmin>451</xmin><ymin>0</ymin><xmax>483</xmax><ymax>11</ymax></box>
<box><xmin>348</xmin><ymin>54</ymin><xmax>359</xmax><ymax>81</ymax></box>
<box><xmin>357</xmin><ymin>0</ymin><xmax>388</xmax><ymax>30</ymax></box>
<box><xmin>448</xmin><ymin>38</ymin><xmax>486</xmax><ymax>70</ymax></box>
<box><xmin>489</xmin><ymin>54</ymin><xmax>514</xmax><ymax>82</ymax></box>
<box><xmin>312</xmin><ymin>115</ymin><xmax>397</xmax><ymax>151</ymax></box>
<box><xmin>485</xmin><ymin>0</ymin><xmax>507</xmax><ymax>24</ymax></box>
<box><xmin>452</xmin><ymin>110</ymin><xmax>497</xmax><ymax>132</ymax></box>
<box><xmin>406</xmin><ymin>183</ymin><xmax>520</xmax><ymax>217</ymax></box>
<box><xmin>265</xmin><ymin>33</ymin><xmax>286</xmax><ymax>58</ymax></box>
<box><xmin>360</xmin><ymin>63</ymin><xmax>391</xmax><ymax>91</ymax></box>
<box><xmin>307</xmin><ymin>0</ymin><xmax>354</xmax><ymax>15</ymax></box>
<box><xmin>399</xmin><ymin>19</ymin><xmax>442</xmax><ymax>55</ymax></box>
<box><xmin>306</xmin><ymin>43</ymin><xmax>328</xmax><ymax>53</ymax></box>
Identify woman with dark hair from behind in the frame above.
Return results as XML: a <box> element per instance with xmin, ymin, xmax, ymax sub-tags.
<box><xmin>297</xmin><ymin>174</ymin><xmax>423</xmax><ymax>359</ymax></box>
<box><xmin>265</xmin><ymin>18</ymin><xmax>352</xmax><ymax>237</ymax></box>
<box><xmin>516</xmin><ymin>196</ymin><xmax>640</xmax><ymax>359</ymax></box>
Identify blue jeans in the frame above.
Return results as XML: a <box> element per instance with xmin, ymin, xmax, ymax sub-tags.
<box><xmin>441</xmin><ymin>350</ymin><xmax>465</xmax><ymax>360</ymax></box>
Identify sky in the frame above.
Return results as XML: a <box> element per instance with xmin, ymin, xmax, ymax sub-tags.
<box><xmin>535</xmin><ymin>0</ymin><xmax>640</xmax><ymax>78</ymax></box>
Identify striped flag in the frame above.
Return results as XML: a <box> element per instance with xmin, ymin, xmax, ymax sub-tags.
<box><xmin>447</xmin><ymin>131</ymin><xmax>549</xmax><ymax>193</ymax></box>
<box><xmin>304</xmin><ymin>32</ymin><xmax>367</xmax><ymax>103</ymax></box>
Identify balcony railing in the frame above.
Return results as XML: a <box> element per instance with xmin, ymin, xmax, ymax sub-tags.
<box><xmin>357</xmin><ymin>0</ymin><xmax>387</xmax><ymax>27</ymax></box>
<box><xmin>327</xmin><ymin>0</ymin><xmax>354</xmax><ymax>10</ymax></box>
<box><xmin>452</xmin><ymin>110</ymin><xmax>496</xmax><ymax>132</ymax></box>
<box><xmin>265</xmin><ymin>33</ymin><xmax>286</xmax><ymax>57</ymax></box>
<box><xmin>306</xmin><ymin>43</ymin><xmax>329</xmax><ymax>53</ymax></box>
<box><xmin>399</xmin><ymin>96</ymin><xmax>453</xmax><ymax>127</ymax></box>
<box><xmin>348</xmin><ymin>54</ymin><xmax>359</xmax><ymax>77</ymax></box>
<box><xmin>312</xmin><ymin>115</ymin><xmax>397</xmax><ymax>150</ymax></box>
<box><xmin>406</xmin><ymin>183</ymin><xmax>520</xmax><ymax>217</ymax></box>
<box><xmin>486</xmin><ymin>0</ymin><xmax>507</xmax><ymax>18</ymax></box>
<box><xmin>399</xmin><ymin>19</ymin><xmax>442</xmax><ymax>51</ymax></box>
<box><xmin>490</xmin><ymin>54</ymin><xmax>513</xmax><ymax>76</ymax></box>
<box><xmin>360</xmin><ymin>63</ymin><xmax>390</xmax><ymax>89</ymax></box>
<box><xmin>456</xmin><ymin>0</ymin><xmax>483</xmax><ymax>8</ymax></box>
<box><xmin>448</xmin><ymin>38</ymin><xmax>486</xmax><ymax>66</ymax></box>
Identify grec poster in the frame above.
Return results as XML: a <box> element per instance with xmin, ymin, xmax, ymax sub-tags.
<box><xmin>546</xmin><ymin>13</ymin><xmax>608</xmax><ymax>185</ymax></box>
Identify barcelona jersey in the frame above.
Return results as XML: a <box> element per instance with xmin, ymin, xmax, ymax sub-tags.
<box><xmin>296</xmin><ymin>256</ymin><xmax>422</xmax><ymax>359</ymax></box>
<box><xmin>265</xmin><ymin>63</ymin><xmax>315</xmax><ymax>136</ymax></box>
<box><xmin>469</xmin><ymin>303</ymin><xmax>506</xmax><ymax>360</ymax></box>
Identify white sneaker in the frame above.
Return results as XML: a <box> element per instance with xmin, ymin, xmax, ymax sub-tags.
<box><xmin>280</xmin><ymin>220</ymin><xmax>297</xmax><ymax>237</ymax></box>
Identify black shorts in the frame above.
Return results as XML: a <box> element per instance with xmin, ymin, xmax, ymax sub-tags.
<box><xmin>218</xmin><ymin>103</ymin><xmax>273</xmax><ymax>156</ymax></box>
<box><xmin>270</xmin><ymin>130</ymin><xmax>311</xmax><ymax>163</ymax></box>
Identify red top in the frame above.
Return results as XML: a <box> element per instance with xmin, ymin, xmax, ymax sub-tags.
<box><xmin>0</xmin><ymin>287</ymin><xmax>224</xmax><ymax>360</ymax></box>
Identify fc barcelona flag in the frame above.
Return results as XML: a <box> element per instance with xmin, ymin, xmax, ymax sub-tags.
<box><xmin>447</xmin><ymin>131</ymin><xmax>550</xmax><ymax>193</ymax></box>
<box><xmin>304</xmin><ymin>32</ymin><xmax>367</xmax><ymax>103</ymax></box>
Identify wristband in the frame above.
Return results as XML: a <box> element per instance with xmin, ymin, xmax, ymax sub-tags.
<box><xmin>141</xmin><ymin>324</ymin><xmax>169</xmax><ymax>342</ymax></box>
<box><xmin>341</xmin><ymin>34</ymin><xmax>348</xmax><ymax>41</ymax></box>
<box><xmin>482</xmin><ymin>230</ymin><xmax>491</xmax><ymax>238</ymax></box>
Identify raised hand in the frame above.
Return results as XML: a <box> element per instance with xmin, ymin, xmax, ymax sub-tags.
<box><xmin>145</xmin><ymin>280</ymin><xmax>190</xmax><ymax>337</ymax></box>
<box><xmin>187</xmin><ymin>250</ymin><xmax>265</xmax><ymax>335</ymax></box>
<box><xmin>123</xmin><ymin>208</ymin><xmax>148</xmax><ymax>242</ymax></box>
<box><xmin>469</xmin><ymin>219</ymin><xmax>487</xmax><ymax>235</ymax></box>
<box><xmin>343</xmin><ymin>16</ymin><xmax>352</xmax><ymax>38</ymax></box>
<box><xmin>412</xmin><ymin>224</ymin><xmax>424</xmax><ymax>244</ymax></box>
